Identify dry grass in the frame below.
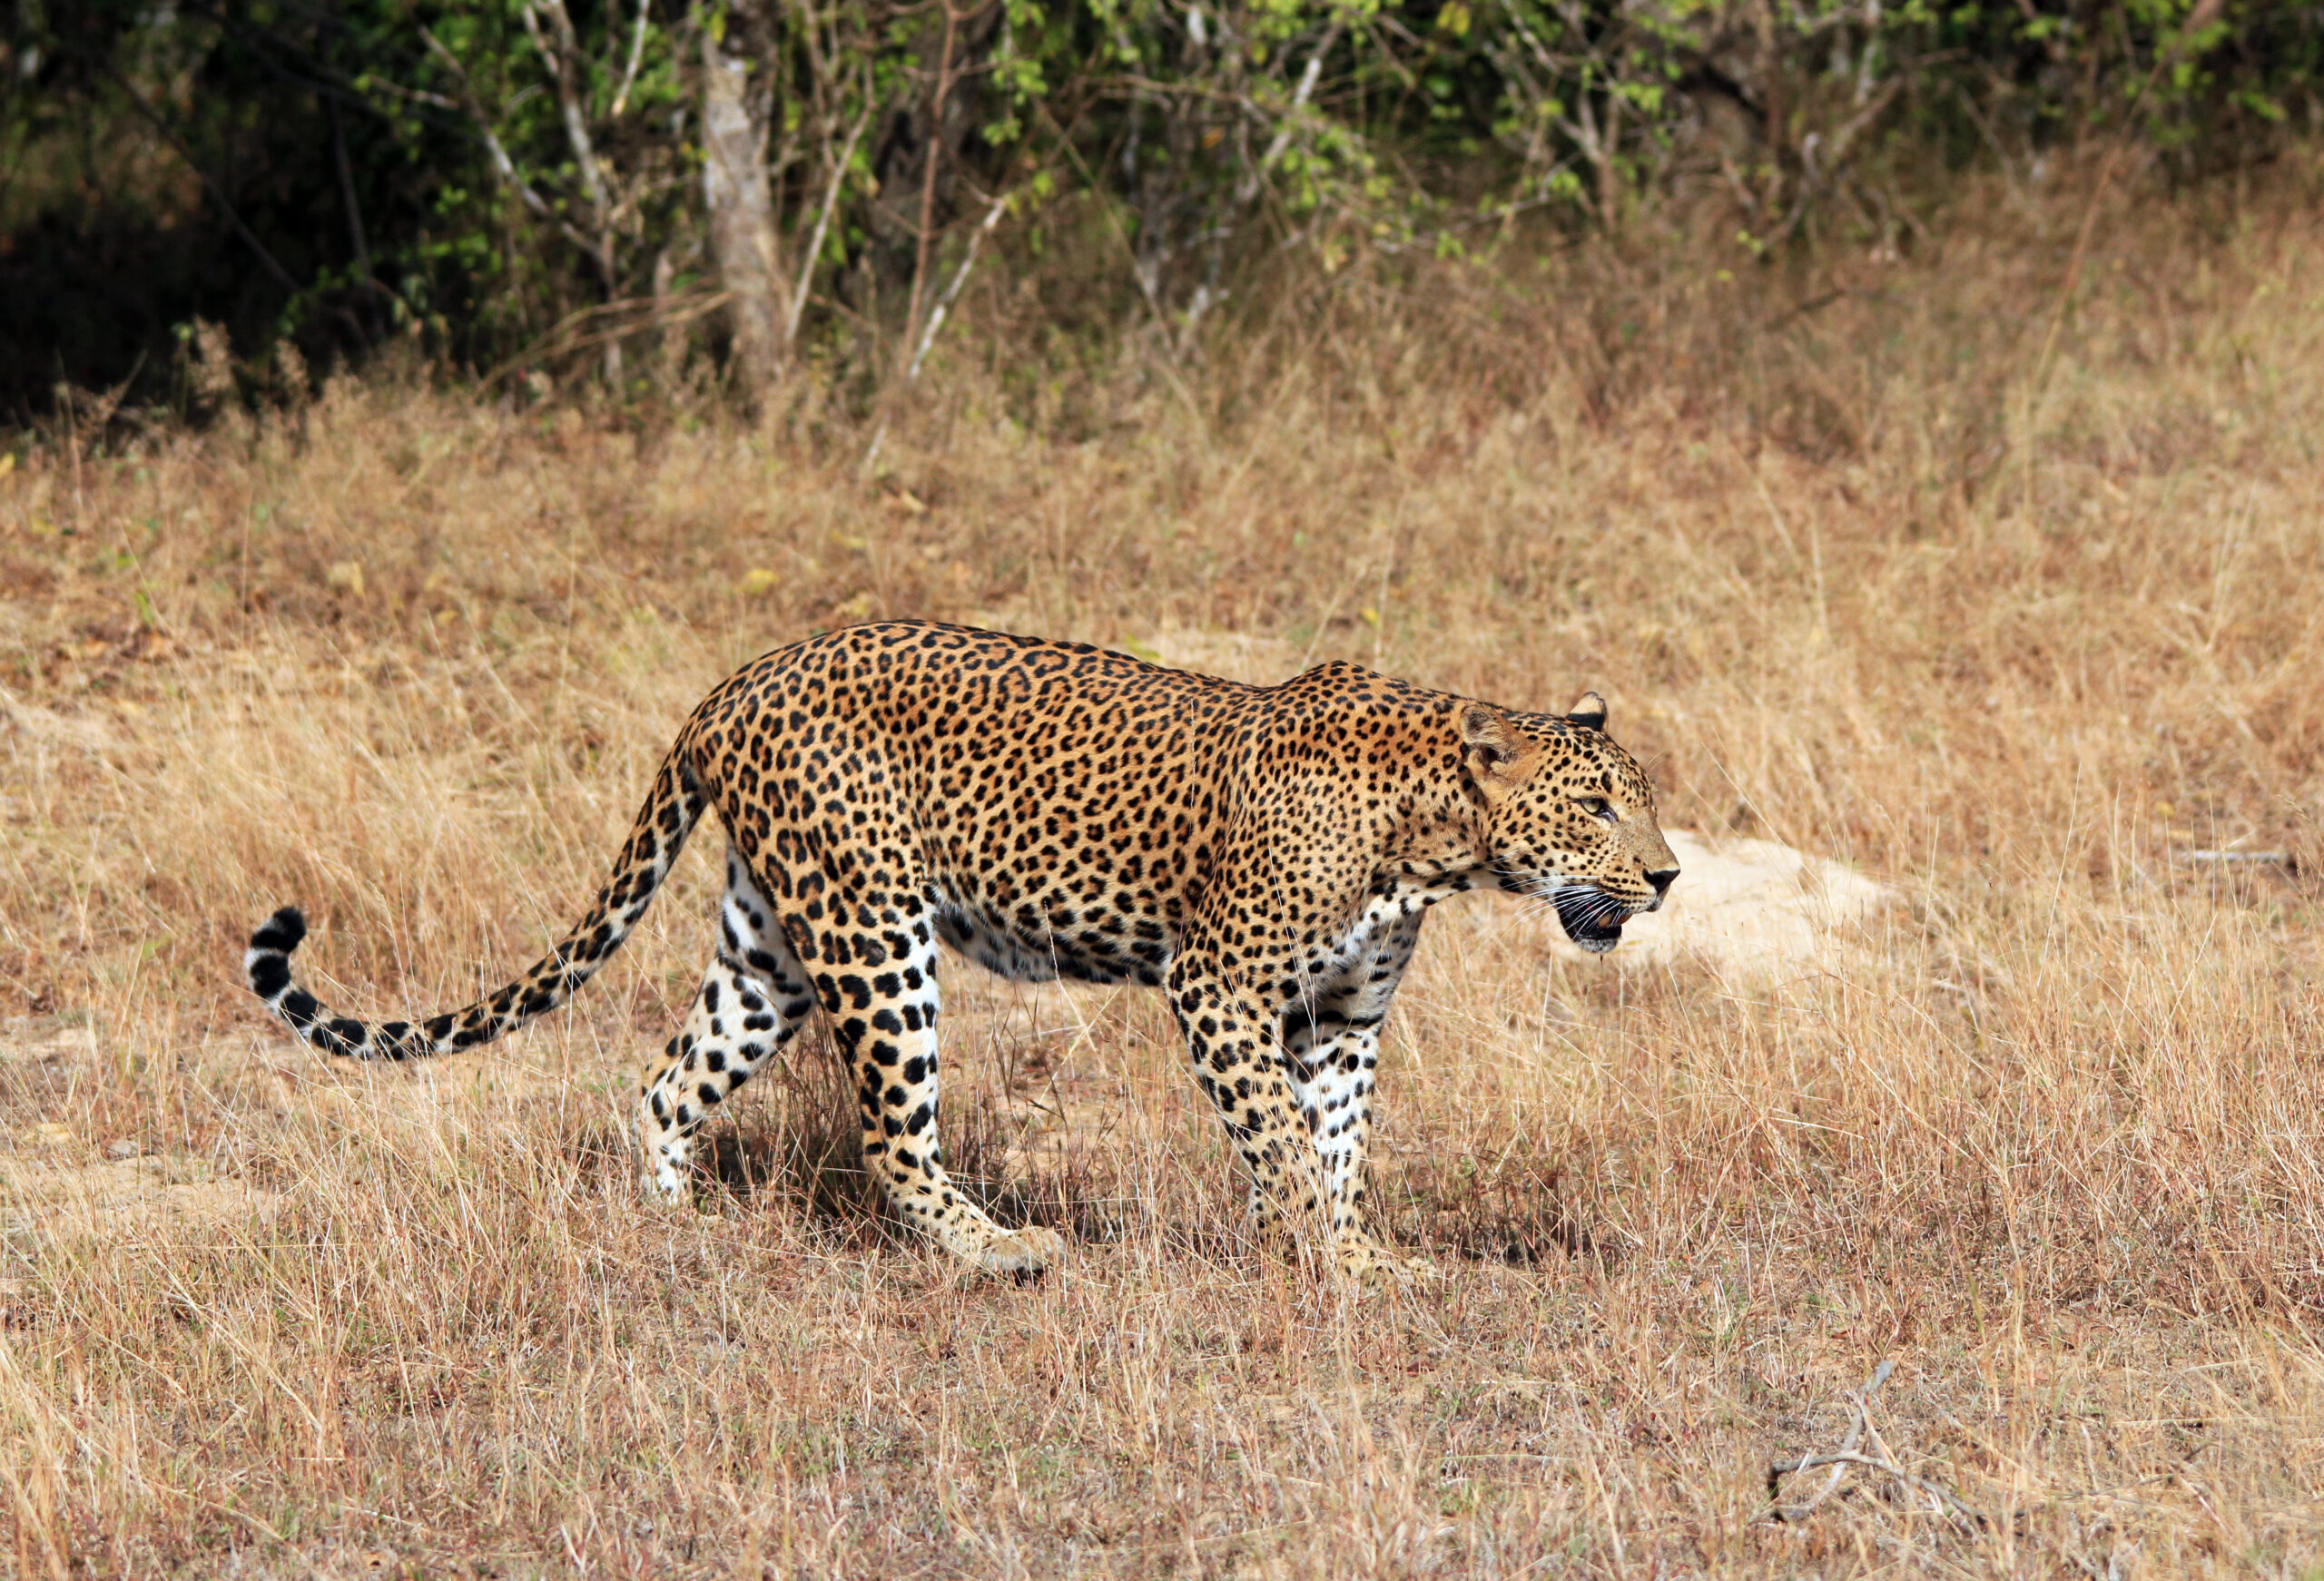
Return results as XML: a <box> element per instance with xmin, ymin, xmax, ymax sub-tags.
<box><xmin>3</xmin><ymin>163</ymin><xmax>2323</xmax><ymax>1577</ymax></box>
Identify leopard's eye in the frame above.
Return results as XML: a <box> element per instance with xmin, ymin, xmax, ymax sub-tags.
<box><xmin>1580</xmin><ymin>797</ymin><xmax>1617</xmax><ymax>823</ymax></box>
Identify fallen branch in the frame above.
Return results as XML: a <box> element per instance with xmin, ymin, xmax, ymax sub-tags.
<box><xmin>1775</xmin><ymin>1450</ymin><xmax>1984</xmax><ymax>1533</ymax></box>
<box><xmin>480</xmin><ymin>290</ymin><xmax>734</xmax><ymax>387</ymax></box>
<box><xmin>1766</xmin><ymin>1359</ymin><xmax>1986</xmax><ymax>1534</ymax></box>
<box><xmin>1769</xmin><ymin>1359</ymin><xmax>1890</xmax><ymax>1521</ymax></box>
<box><xmin>2175</xmin><ymin>849</ymin><xmax>2292</xmax><ymax>869</ymax></box>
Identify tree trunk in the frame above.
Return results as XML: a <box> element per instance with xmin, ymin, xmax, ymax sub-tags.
<box><xmin>700</xmin><ymin>32</ymin><xmax>784</xmax><ymax>403</ymax></box>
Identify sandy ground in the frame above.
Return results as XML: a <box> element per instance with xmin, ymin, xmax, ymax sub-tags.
<box><xmin>2</xmin><ymin>1034</ymin><xmax>282</xmax><ymax>1245</ymax></box>
<box><xmin>0</xmin><ymin>1019</ymin><xmax>571</xmax><ymax>1249</ymax></box>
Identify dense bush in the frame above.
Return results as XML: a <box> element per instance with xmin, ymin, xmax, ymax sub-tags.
<box><xmin>5</xmin><ymin>0</ymin><xmax>2318</xmax><ymax>416</ymax></box>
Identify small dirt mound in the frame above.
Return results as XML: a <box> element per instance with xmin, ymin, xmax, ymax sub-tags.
<box><xmin>1</xmin><ymin>1151</ymin><xmax>281</xmax><ymax>1243</ymax></box>
<box><xmin>1597</xmin><ymin>829</ymin><xmax>1895</xmax><ymax>976</ymax></box>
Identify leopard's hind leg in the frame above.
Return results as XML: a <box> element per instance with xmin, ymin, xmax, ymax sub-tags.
<box><xmin>639</xmin><ymin>849</ymin><xmax>818</xmax><ymax>1199</ymax></box>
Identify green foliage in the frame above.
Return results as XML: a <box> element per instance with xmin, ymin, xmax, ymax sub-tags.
<box><xmin>4</xmin><ymin>0</ymin><xmax>2319</xmax><ymax>409</ymax></box>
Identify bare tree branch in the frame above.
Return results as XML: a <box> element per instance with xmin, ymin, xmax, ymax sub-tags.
<box><xmin>610</xmin><ymin>0</ymin><xmax>653</xmax><ymax>116</ymax></box>
<box><xmin>787</xmin><ymin>104</ymin><xmax>872</xmax><ymax>349</ymax></box>
<box><xmin>1236</xmin><ymin>25</ymin><xmax>1339</xmax><ymax>205</ymax></box>
<box><xmin>902</xmin><ymin>0</ymin><xmax>970</xmax><ymax>378</ymax></box>
<box><xmin>419</xmin><ymin>30</ymin><xmax>559</xmax><ymax>225</ymax></box>
<box><xmin>907</xmin><ymin>193</ymin><xmax>1006</xmax><ymax>381</ymax></box>
<box><xmin>521</xmin><ymin>0</ymin><xmax>616</xmax><ymax>283</ymax></box>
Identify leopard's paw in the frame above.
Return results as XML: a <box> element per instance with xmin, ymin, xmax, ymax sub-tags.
<box><xmin>976</xmin><ymin>1225</ymin><xmax>1066</xmax><ymax>1280</ymax></box>
<box><xmin>639</xmin><ymin>1168</ymin><xmax>695</xmax><ymax>1209</ymax></box>
<box><xmin>1336</xmin><ymin>1240</ymin><xmax>1437</xmax><ymax>1287</ymax></box>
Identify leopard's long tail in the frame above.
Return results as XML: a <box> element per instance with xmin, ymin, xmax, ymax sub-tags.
<box><xmin>243</xmin><ymin>744</ymin><xmax>705</xmax><ymax>1061</ymax></box>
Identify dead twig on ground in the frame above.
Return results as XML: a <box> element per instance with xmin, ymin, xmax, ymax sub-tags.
<box><xmin>1768</xmin><ymin>1359</ymin><xmax>1985</xmax><ymax>1534</ymax></box>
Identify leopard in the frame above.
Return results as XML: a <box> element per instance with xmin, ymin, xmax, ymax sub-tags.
<box><xmin>245</xmin><ymin>620</ymin><xmax>1679</xmax><ymax>1280</ymax></box>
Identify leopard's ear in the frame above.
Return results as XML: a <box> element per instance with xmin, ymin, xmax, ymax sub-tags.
<box><xmin>1566</xmin><ymin>692</ymin><xmax>1608</xmax><ymax>732</ymax></box>
<box><xmin>1461</xmin><ymin>702</ymin><xmax>1544</xmax><ymax>803</ymax></box>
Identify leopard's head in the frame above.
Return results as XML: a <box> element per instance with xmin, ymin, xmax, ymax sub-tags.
<box><xmin>1460</xmin><ymin>694</ymin><xmax>1679</xmax><ymax>955</ymax></box>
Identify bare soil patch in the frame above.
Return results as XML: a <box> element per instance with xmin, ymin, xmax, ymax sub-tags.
<box><xmin>1603</xmin><ymin>828</ymin><xmax>1896</xmax><ymax>976</ymax></box>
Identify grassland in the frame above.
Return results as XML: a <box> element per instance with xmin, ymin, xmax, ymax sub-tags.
<box><xmin>3</xmin><ymin>163</ymin><xmax>2322</xmax><ymax>1577</ymax></box>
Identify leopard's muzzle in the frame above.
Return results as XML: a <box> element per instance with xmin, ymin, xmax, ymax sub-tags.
<box><xmin>1551</xmin><ymin>886</ymin><xmax>1641</xmax><ymax>956</ymax></box>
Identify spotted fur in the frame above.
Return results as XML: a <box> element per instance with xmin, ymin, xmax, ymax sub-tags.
<box><xmin>245</xmin><ymin>621</ymin><xmax>1678</xmax><ymax>1278</ymax></box>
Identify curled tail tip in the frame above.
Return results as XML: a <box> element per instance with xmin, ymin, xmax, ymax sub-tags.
<box><xmin>250</xmin><ymin>906</ymin><xmax>308</xmax><ymax>956</ymax></box>
<box><xmin>245</xmin><ymin>905</ymin><xmax>309</xmax><ymax>1006</ymax></box>
<box><xmin>243</xmin><ymin>905</ymin><xmax>373</xmax><ymax>1058</ymax></box>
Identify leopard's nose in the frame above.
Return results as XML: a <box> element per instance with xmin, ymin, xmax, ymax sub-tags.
<box><xmin>1644</xmin><ymin>867</ymin><xmax>1679</xmax><ymax>910</ymax></box>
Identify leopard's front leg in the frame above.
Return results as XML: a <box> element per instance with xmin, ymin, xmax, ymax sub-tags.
<box><xmin>1280</xmin><ymin>909</ymin><xmax>1428</xmax><ymax>1281</ymax></box>
<box><xmin>1167</xmin><ymin>947</ymin><xmax>1332</xmax><ymax>1252</ymax></box>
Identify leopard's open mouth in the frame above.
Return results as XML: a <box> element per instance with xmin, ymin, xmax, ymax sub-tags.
<box><xmin>1552</xmin><ymin>888</ymin><xmax>1633</xmax><ymax>955</ymax></box>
